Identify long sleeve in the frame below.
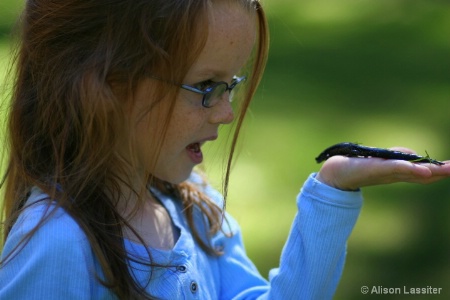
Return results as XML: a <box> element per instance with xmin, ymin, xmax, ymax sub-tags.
<box><xmin>214</xmin><ymin>173</ymin><xmax>363</xmax><ymax>299</ymax></box>
<box><xmin>0</xmin><ymin>192</ymin><xmax>115</xmax><ymax>300</ymax></box>
<box><xmin>1</xmin><ymin>173</ymin><xmax>363</xmax><ymax>300</ymax></box>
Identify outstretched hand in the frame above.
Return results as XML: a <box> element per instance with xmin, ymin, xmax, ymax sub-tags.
<box><xmin>316</xmin><ymin>147</ymin><xmax>450</xmax><ymax>191</ymax></box>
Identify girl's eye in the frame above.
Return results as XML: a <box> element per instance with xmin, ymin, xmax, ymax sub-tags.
<box><xmin>194</xmin><ymin>80</ymin><xmax>215</xmax><ymax>91</ymax></box>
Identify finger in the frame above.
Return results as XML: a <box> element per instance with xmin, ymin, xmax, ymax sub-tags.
<box><xmin>421</xmin><ymin>160</ymin><xmax>450</xmax><ymax>175</ymax></box>
<box><xmin>317</xmin><ymin>156</ymin><xmax>450</xmax><ymax>190</ymax></box>
<box><xmin>375</xmin><ymin>159</ymin><xmax>450</xmax><ymax>183</ymax></box>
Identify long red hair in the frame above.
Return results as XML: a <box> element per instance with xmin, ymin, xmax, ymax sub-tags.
<box><xmin>1</xmin><ymin>0</ymin><xmax>269</xmax><ymax>298</ymax></box>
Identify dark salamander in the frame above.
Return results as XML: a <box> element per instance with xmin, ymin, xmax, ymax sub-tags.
<box><xmin>315</xmin><ymin>142</ymin><xmax>444</xmax><ymax>165</ymax></box>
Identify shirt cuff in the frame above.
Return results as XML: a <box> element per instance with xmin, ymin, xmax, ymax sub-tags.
<box><xmin>299</xmin><ymin>173</ymin><xmax>363</xmax><ymax>209</ymax></box>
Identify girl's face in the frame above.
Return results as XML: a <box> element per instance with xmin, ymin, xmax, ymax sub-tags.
<box><xmin>125</xmin><ymin>2</ymin><xmax>257</xmax><ymax>184</ymax></box>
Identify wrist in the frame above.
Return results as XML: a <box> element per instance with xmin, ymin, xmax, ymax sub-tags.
<box><xmin>316</xmin><ymin>171</ymin><xmax>359</xmax><ymax>192</ymax></box>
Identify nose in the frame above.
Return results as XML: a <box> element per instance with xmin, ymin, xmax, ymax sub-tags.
<box><xmin>208</xmin><ymin>92</ymin><xmax>235</xmax><ymax>125</ymax></box>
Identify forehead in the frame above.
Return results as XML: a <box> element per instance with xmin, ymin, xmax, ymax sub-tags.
<box><xmin>186</xmin><ymin>2</ymin><xmax>257</xmax><ymax>79</ymax></box>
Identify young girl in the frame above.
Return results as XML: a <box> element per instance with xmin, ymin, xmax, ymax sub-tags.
<box><xmin>1</xmin><ymin>0</ymin><xmax>449</xmax><ymax>299</ymax></box>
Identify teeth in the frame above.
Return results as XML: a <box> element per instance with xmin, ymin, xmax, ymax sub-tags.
<box><xmin>187</xmin><ymin>143</ymin><xmax>201</xmax><ymax>153</ymax></box>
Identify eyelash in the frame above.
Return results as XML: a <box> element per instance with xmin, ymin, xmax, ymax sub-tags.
<box><xmin>194</xmin><ymin>79</ymin><xmax>215</xmax><ymax>91</ymax></box>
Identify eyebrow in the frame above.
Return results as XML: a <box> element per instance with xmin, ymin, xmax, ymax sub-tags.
<box><xmin>186</xmin><ymin>67</ymin><xmax>230</xmax><ymax>82</ymax></box>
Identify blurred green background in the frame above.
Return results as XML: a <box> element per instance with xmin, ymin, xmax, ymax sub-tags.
<box><xmin>1</xmin><ymin>0</ymin><xmax>449</xmax><ymax>299</ymax></box>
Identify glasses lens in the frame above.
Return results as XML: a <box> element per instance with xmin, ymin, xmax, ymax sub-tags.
<box><xmin>204</xmin><ymin>83</ymin><xmax>228</xmax><ymax>107</ymax></box>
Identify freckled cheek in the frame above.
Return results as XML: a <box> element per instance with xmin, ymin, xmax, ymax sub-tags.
<box><xmin>161</xmin><ymin>120</ymin><xmax>192</xmax><ymax>151</ymax></box>
<box><xmin>164</xmin><ymin>115</ymin><xmax>206</xmax><ymax>151</ymax></box>
<box><xmin>137</xmin><ymin>100</ymin><xmax>208</xmax><ymax>159</ymax></box>
<box><xmin>134</xmin><ymin>121</ymin><xmax>158</xmax><ymax>163</ymax></box>
<box><xmin>132</xmin><ymin>108</ymin><xmax>169</xmax><ymax>155</ymax></box>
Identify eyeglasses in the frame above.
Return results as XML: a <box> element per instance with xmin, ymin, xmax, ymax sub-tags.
<box><xmin>180</xmin><ymin>76</ymin><xmax>246</xmax><ymax>108</ymax></box>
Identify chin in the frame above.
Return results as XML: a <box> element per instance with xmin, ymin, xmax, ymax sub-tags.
<box><xmin>157</xmin><ymin>169</ymin><xmax>193</xmax><ymax>185</ymax></box>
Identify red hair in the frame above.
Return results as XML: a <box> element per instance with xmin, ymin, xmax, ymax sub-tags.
<box><xmin>1</xmin><ymin>0</ymin><xmax>268</xmax><ymax>298</ymax></box>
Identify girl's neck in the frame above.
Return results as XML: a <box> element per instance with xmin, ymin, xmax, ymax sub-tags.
<box><xmin>117</xmin><ymin>187</ymin><xmax>179</xmax><ymax>250</ymax></box>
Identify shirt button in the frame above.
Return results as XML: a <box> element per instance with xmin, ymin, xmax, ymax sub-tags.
<box><xmin>176</xmin><ymin>265</ymin><xmax>187</xmax><ymax>273</ymax></box>
<box><xmin>215</xmin><ymin>244</ymin><xmax>224</xmax><ymax>252</ymax></box>
<box><xmin>190</xmin><ymin>281</ymin><xmax>198</xmax><ymax>293</ymax></box>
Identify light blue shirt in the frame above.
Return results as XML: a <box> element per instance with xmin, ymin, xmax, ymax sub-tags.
<box><xmin>0</xmin><ymin>173</ymin><xmax>362</xmax><ymax>299</ymax></box>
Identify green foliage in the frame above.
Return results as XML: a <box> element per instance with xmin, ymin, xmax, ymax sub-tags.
<box><xmin>1</xmin><ymin>1</ymin><xmax>449</xmax><ymax>299</ymax></box>
<box><xmin>0</xmin><ymin>0</ymin><xmax>22</xmax><ymax>38</ymax></box>
<box><xmin>209</xmin><ymin>1</ymin><xmax>450</xmax><ymax>298</ymax></box>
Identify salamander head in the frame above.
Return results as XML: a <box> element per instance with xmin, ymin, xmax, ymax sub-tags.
<box><xmin>315</xmin><ymin>152</ymin><xmax>331</xmax><ymax>163</ymax></box>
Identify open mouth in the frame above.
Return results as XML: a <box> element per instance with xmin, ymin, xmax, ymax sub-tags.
<box><xmin>186</xmin><ymin>142</ymin><xmax>203</xmax><ymax>164</ymax></box>
<box><xmin>185</xmin><ymin>135</ymin><xmax>217</xmax><ymax>164</ymax></box>
<box><xmin>186</xmin><ymin>142</ymin><xmax>201</xmax><ymax>153</ymax></box>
